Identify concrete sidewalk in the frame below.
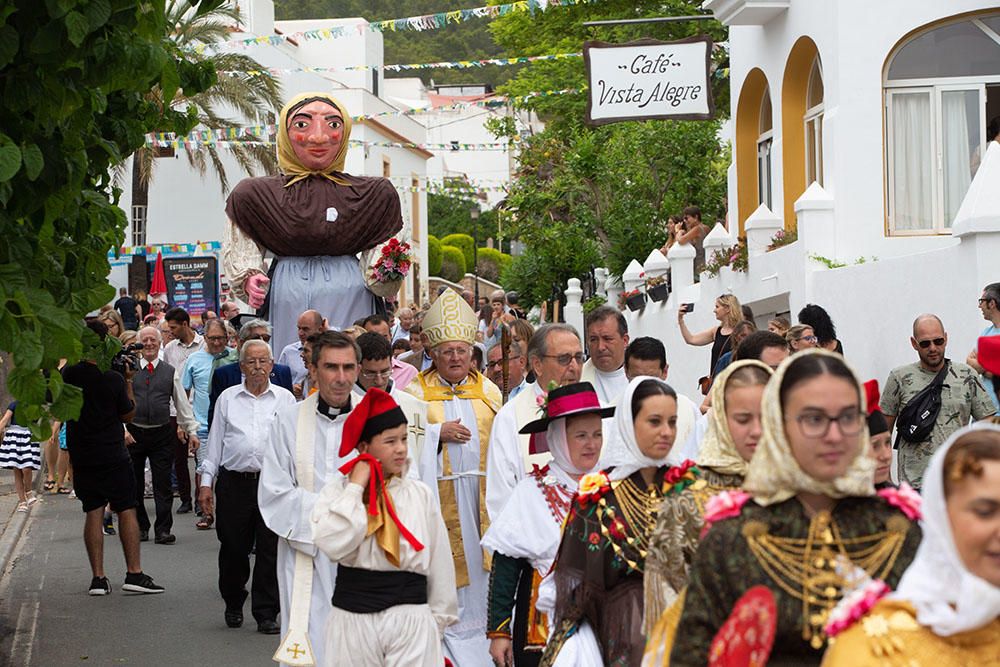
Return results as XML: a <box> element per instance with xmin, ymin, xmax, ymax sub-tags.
<box><xmin>0</xmin><ymin>470</ymin><xmax>45</xmax><ymax>578</ymax></box>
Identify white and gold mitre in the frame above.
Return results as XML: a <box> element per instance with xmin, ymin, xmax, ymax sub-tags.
<box><xmin>422</xmin><ymin>288</ymin><xmax>477</xmax><ymax>347</ymax></box>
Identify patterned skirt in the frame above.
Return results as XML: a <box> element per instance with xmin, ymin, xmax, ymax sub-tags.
<box><xmin>0</xmin><ymin>426</ymin><xmax>41</xmax><ymax>469</ymax></box>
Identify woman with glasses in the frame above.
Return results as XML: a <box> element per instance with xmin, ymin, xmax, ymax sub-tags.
<box><xmin>642</xmin><ymin>360</ymin><xmax>774</xmax><ymax>663</ymax></box>
<box><xmin>669</xmin><ymin>350</ymin><xmax>922</xmax><ymax>665</ymax></box>
<box><xmin>786</xmin><ymin>324</ymin><xmax>819</xmax><ymax>352</ymax></box>
<box><xmin>822</xmin><ymin>424</ymin><xmax>1000</xmax><ymax>666</ymax></box>
<box><xmin>541</xmin><ymin>377</ymin><xmax>696</xmax><ymax>666</ymax></box>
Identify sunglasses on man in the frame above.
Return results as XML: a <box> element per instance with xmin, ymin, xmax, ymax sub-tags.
<box><xmin>916</xmin><ymin>337</ymin><xmax>945</xmax><ymax>348</ymax></box>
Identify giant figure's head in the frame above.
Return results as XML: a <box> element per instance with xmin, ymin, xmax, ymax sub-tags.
<box><xmin>277</xmin><ymin>93</ymin><xmax>353</xmax><ymax>181</ymax></box>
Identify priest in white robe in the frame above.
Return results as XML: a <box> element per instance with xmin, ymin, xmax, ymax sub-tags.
<box><xmin>405</xmin><ymin>289</ymin><xmax>502</xmax><ymax>667</ymax></box>
<box><xmin>259</xmin><ymin>331</ymin><xmax>365</xmax><ymax>667</ymax></box>
<box><xmin>485</xmin><ymin>323</ymin><xmax>584</xmax><ymax>519</ymax></box>
<box><xmin>579</xmin><ymin>306</ymin><xmax>630</xmax><ymax>404</ymax></box>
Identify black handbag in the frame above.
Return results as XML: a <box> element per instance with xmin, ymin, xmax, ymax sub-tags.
<box><xmin>893</xmin><ymin>360</ymin><xmax>950</xmax><ymax>448</ymax></box>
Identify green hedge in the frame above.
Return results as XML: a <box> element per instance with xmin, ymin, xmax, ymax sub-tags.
<box><xmin>475</xmin><ymin>247</ymin><xmax>512</xmax><ymax>282</ymax></box>
<box><xmin>427</xmin><ymin>235</ymin><xmax>443</xmax><ymax>275</ymax></box>
<box><xmin>440</xmin><ymin>233</ymin><xmax>475</xmax><ymax>270</ymax></box>
<box><xmin>439</xmin><ymin>245</ymin><xmax>467</xmax><ymax>283</ymax></box>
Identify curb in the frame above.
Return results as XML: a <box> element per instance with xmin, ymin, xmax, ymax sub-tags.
<box><xmin>0</xmin><ymin>471</ymin><xmax>44</xmax><ymax>578</ymax></box>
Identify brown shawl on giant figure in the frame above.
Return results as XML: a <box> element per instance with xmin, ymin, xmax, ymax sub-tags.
<box><xmin>225</xmin><ymin>92</ymin><xmax>402</xmax><ymax>257</ymax></box>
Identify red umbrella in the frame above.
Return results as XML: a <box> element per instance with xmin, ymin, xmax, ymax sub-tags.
<box><xmin>149</xmin><ymin>250</ymin><xmax>167</xmax><ymax>297</ymax></box>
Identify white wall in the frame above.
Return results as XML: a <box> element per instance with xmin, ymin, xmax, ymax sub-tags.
<box><xmin>727</xmin><ymin>0</ymin><xmax>994</xmax><ymax>260</ymax></box>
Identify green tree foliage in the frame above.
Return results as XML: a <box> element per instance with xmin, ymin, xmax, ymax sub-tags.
<box><xmin>488</xmin><ymin>1</ymin><xmax>731</xmax><ymax>296</ymax></box>
<box><xmin>440</xmin><ymin>233</ymin><xmax>476</xmax><ymax>271</ymax></box>
<box><xmin>428</xmin><ymin>193</ymin><xmax>499</xmax><ymax>240</ymax></box>
<box><xmin>273</xmin><ymin>1</ymin><xmax>513</xmax><ymax>89</ymax></box>
<box><xmin>475</xmin><ymin>247</ymin><xmax>512</xmax><ymax>283</ymax></box>
<box><xmin>439</xmin><ymin>246</ymin><xmax>467</xmax><ymax>282</ymax></box>
<box><xmin>427</xmin><ymin>234</ymin><xmax>443</xmax><ymax>275</ymax></box>
<box><xmin>0</xmin><ymin>0</ymin><xmax>220</xmax><ymax>435</ymax></box>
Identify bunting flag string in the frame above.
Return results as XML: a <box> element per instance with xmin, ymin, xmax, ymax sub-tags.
<box><xmin>110</xmin><ymin>242</ymin><xmax>222</xmax><ymax>260</ymax></box>
<box><xmin>197</xmin><ymin>0</ymin><xmax>596</xmax><ymax>53</ymax></box>
<box><xmin>143</xmin><ymin>88</ymin><xmax>580</xmax><ymax>146</ymax></box>
<box><xmin>145</xmin><ymin>136</ymin><xmax>516</xmax><ymax>152</ymax></box>
<box><xmin>218</xmin><ymin>52</ymin><xmax>582</xmax><ymax>77</ymax></box>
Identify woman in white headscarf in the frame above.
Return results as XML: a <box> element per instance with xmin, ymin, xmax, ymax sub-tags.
<box><xmin>670</xmin><ymin>350</ymin><xmax>922</xmax><ymax>666</ymax></box>
<box><xmin>642</xmin><ymin>360</ymin><xmax>773</xmax><ymax>664</ymax></box>
<box><xmin>541</xmin><ymin>377</ymin><xmax>700</xmax><ymax>666</ymax></box>
<box><xmin>822</xmin><ymin>422</ymin><xmax>1000</xmax><ymax>666</ymax></box>
<box><xmin>481</xmin><ymin>382</ymin><xmax>612</xmax><ymax>667</ymax></box>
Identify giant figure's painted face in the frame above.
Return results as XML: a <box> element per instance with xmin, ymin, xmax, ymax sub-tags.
<box><xmin>286</xmin><ymin>100</ymin><xmax>345</xmax><ymax>171</ymax></box>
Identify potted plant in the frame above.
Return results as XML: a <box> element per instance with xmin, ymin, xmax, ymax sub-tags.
<box><xmin>619</xmin><ymin>288</ymin><xmax>646</xmax><ymax>312</ymax></box>
<box><xmin>645</xmin><ymin>275</ymin><xmax>669</xmax><ymax>303</ymax></box>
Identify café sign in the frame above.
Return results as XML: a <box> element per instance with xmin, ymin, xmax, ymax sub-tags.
<box><xmin>584</xmin><ymin>36</ymin><xmax>715</xmax><ymax>125</ymax></box>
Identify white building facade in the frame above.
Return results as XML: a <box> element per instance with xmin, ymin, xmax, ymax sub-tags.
<box><xmin>563</xmin><ymin>0</ymin><xmax>1000</xmax><ymax>398</ymax></box>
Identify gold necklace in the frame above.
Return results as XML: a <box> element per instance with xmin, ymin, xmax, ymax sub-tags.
<box><xmin>743</xmin><ymin>511</ymin><xmax>908</xmax><ymax>650</ymax></box>
<box><xmin>597</xmin><ymin>477</ymin><xmax>663</xmax><ymax>571</ymax></box>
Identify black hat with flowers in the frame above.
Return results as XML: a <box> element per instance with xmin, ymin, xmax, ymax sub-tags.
<box><xmin>519</xmin><ymin>381</ymin><xmax>615</xmax><ymax>434</ymax></box>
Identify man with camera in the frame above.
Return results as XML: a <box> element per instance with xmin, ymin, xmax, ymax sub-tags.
<box><xmin>128</xmin><ymin>326</ymin><xmax>201</xmax><ymax>544</ymax></box>
<box><xmin>61</xmin><ymin>320</ymin><xmax>164</xmax><ymax>595</ymax></box>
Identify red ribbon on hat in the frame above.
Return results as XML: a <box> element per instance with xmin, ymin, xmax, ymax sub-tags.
<box><xmin>339</xmin><ymin>453</ymin><xmax>424</xmax><ymax>558</ymax></box>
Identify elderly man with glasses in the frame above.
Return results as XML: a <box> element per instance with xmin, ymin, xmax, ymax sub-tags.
<box><xmin>880</xmin><ymin>313</ymin><xmax>996</xmax><ymax>488</ymax></box>
<box><xmin>197</xmin><ymin>339</ymin><xmax>295</xmax><ymax>634</ymax></box>
<box><xmin>207</xmin><ymin>319</ymin><xmax>295</xmax><ymax>433</ymax></box>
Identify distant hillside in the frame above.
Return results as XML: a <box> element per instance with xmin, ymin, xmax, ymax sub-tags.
<box><xmin>273</xmin><ymin>0</ymin><xmax>518</xmax><ymax>89</ymax></box>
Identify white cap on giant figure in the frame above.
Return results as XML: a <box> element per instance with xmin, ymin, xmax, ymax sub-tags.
<box><xmin>421</xmin><ymin>288</ymin><xmax>478</xmax><ymax>348</ymax></box>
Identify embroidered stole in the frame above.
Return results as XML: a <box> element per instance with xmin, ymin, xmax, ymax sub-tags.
<box><xmin>419</xmin><ymin>370</ymin><xmax>499</xmax><ymax>588</ymax></box>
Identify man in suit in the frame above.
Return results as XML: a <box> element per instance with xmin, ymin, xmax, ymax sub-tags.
<box><xmin>208</xmin><ymin>319</ymin><xmax>294</xmax><ymax>431</ymax></box>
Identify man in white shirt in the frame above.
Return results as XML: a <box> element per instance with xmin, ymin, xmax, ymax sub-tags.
<box><xmin>580</xmin><ymin>306</ymin><xmax>630</xmax><ymax>403</ymax></box>
<box><xmin>198</xmin><ymin>340</ymin><xmax>295</xmax><ymax>635</ymax></box>
<box><xmin>485</xmin><ymin>324</ymin><xmax>583</xmax><ymax>519</ymax></box>
<box><xmin>391</xmin><ymin>306</ymin><xmax>415</xmax><ymax>343</ymax></box>
<box><xmin>162</xmin><ymin>306</ymin><xmax>204</xmax><ymax>514</ymax></box>
<box><xmin>277</xmin><ymin>309</ymin><xmax>328</xmax><ymax>399</ymax></box>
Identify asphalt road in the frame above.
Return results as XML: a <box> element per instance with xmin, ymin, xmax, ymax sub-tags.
<box><xmin>0</xmin><ymin>488</ymin><xmax>281</xmax><ymax>666</ymax></box>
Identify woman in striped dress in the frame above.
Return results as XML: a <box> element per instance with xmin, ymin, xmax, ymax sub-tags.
<box><xmin>0</xmin><ymin>402</ymin><xmax>42</xmax><ymax>512</ymax></box>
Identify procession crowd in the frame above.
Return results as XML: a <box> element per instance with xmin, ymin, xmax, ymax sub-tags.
<box><xmin>4</xmin><ymin>279</ymin><xmax>999</xmax><ymax>667</ymax></box>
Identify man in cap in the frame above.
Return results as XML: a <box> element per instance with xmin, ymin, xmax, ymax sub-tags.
<box><xmin>404</xmin><ymin>289</ymin><xmax>502</xmax><ymax>666</ymax></box>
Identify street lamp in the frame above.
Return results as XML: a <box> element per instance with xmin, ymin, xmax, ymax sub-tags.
<box><xmin>471</xmin><ymin>207</ymin><xmax>480</xmax><ymax>302</ymax></box>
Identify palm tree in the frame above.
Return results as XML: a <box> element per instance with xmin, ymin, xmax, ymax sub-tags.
<box><xmin>130</xmin><ymin>0</ymin><xmax>283</xmax><ymax>214</ymax></box>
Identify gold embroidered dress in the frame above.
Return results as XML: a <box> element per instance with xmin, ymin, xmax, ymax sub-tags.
<box><xmin>669</xmin><ymin>350</ymin><xmax>922</xmax><ymax>666</ymax></box>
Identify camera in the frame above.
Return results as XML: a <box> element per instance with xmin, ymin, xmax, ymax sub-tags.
<box><xmin>682</xmin><ymin>303</ymin><xmax>695</xmax><ymax>313</ymax></box>
<box><xmin>111</xmin><ymin>342</ymin><xmax>144</xmax><ymax>375</ymax></box>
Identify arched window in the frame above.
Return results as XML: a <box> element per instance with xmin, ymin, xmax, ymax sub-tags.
<box><xmin>757</xmin><ymin>89</ymin><xmax>774</xmax><ymax>209</ymax></box>
<box><xmin>884</xmin><ymin>12</ymin><xmax>1000</xmax><ymax>234</ymax></box>
<box><xmin>804</xmin><ymin>58</ymin><xmax>824</xmax><ymax>186</ymax></box>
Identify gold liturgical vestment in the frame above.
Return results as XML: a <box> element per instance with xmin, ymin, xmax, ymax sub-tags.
<box><xmin>412</xmin><ymin>369</ymin><xmax>501</xmax><ymax>587</ymax></box>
